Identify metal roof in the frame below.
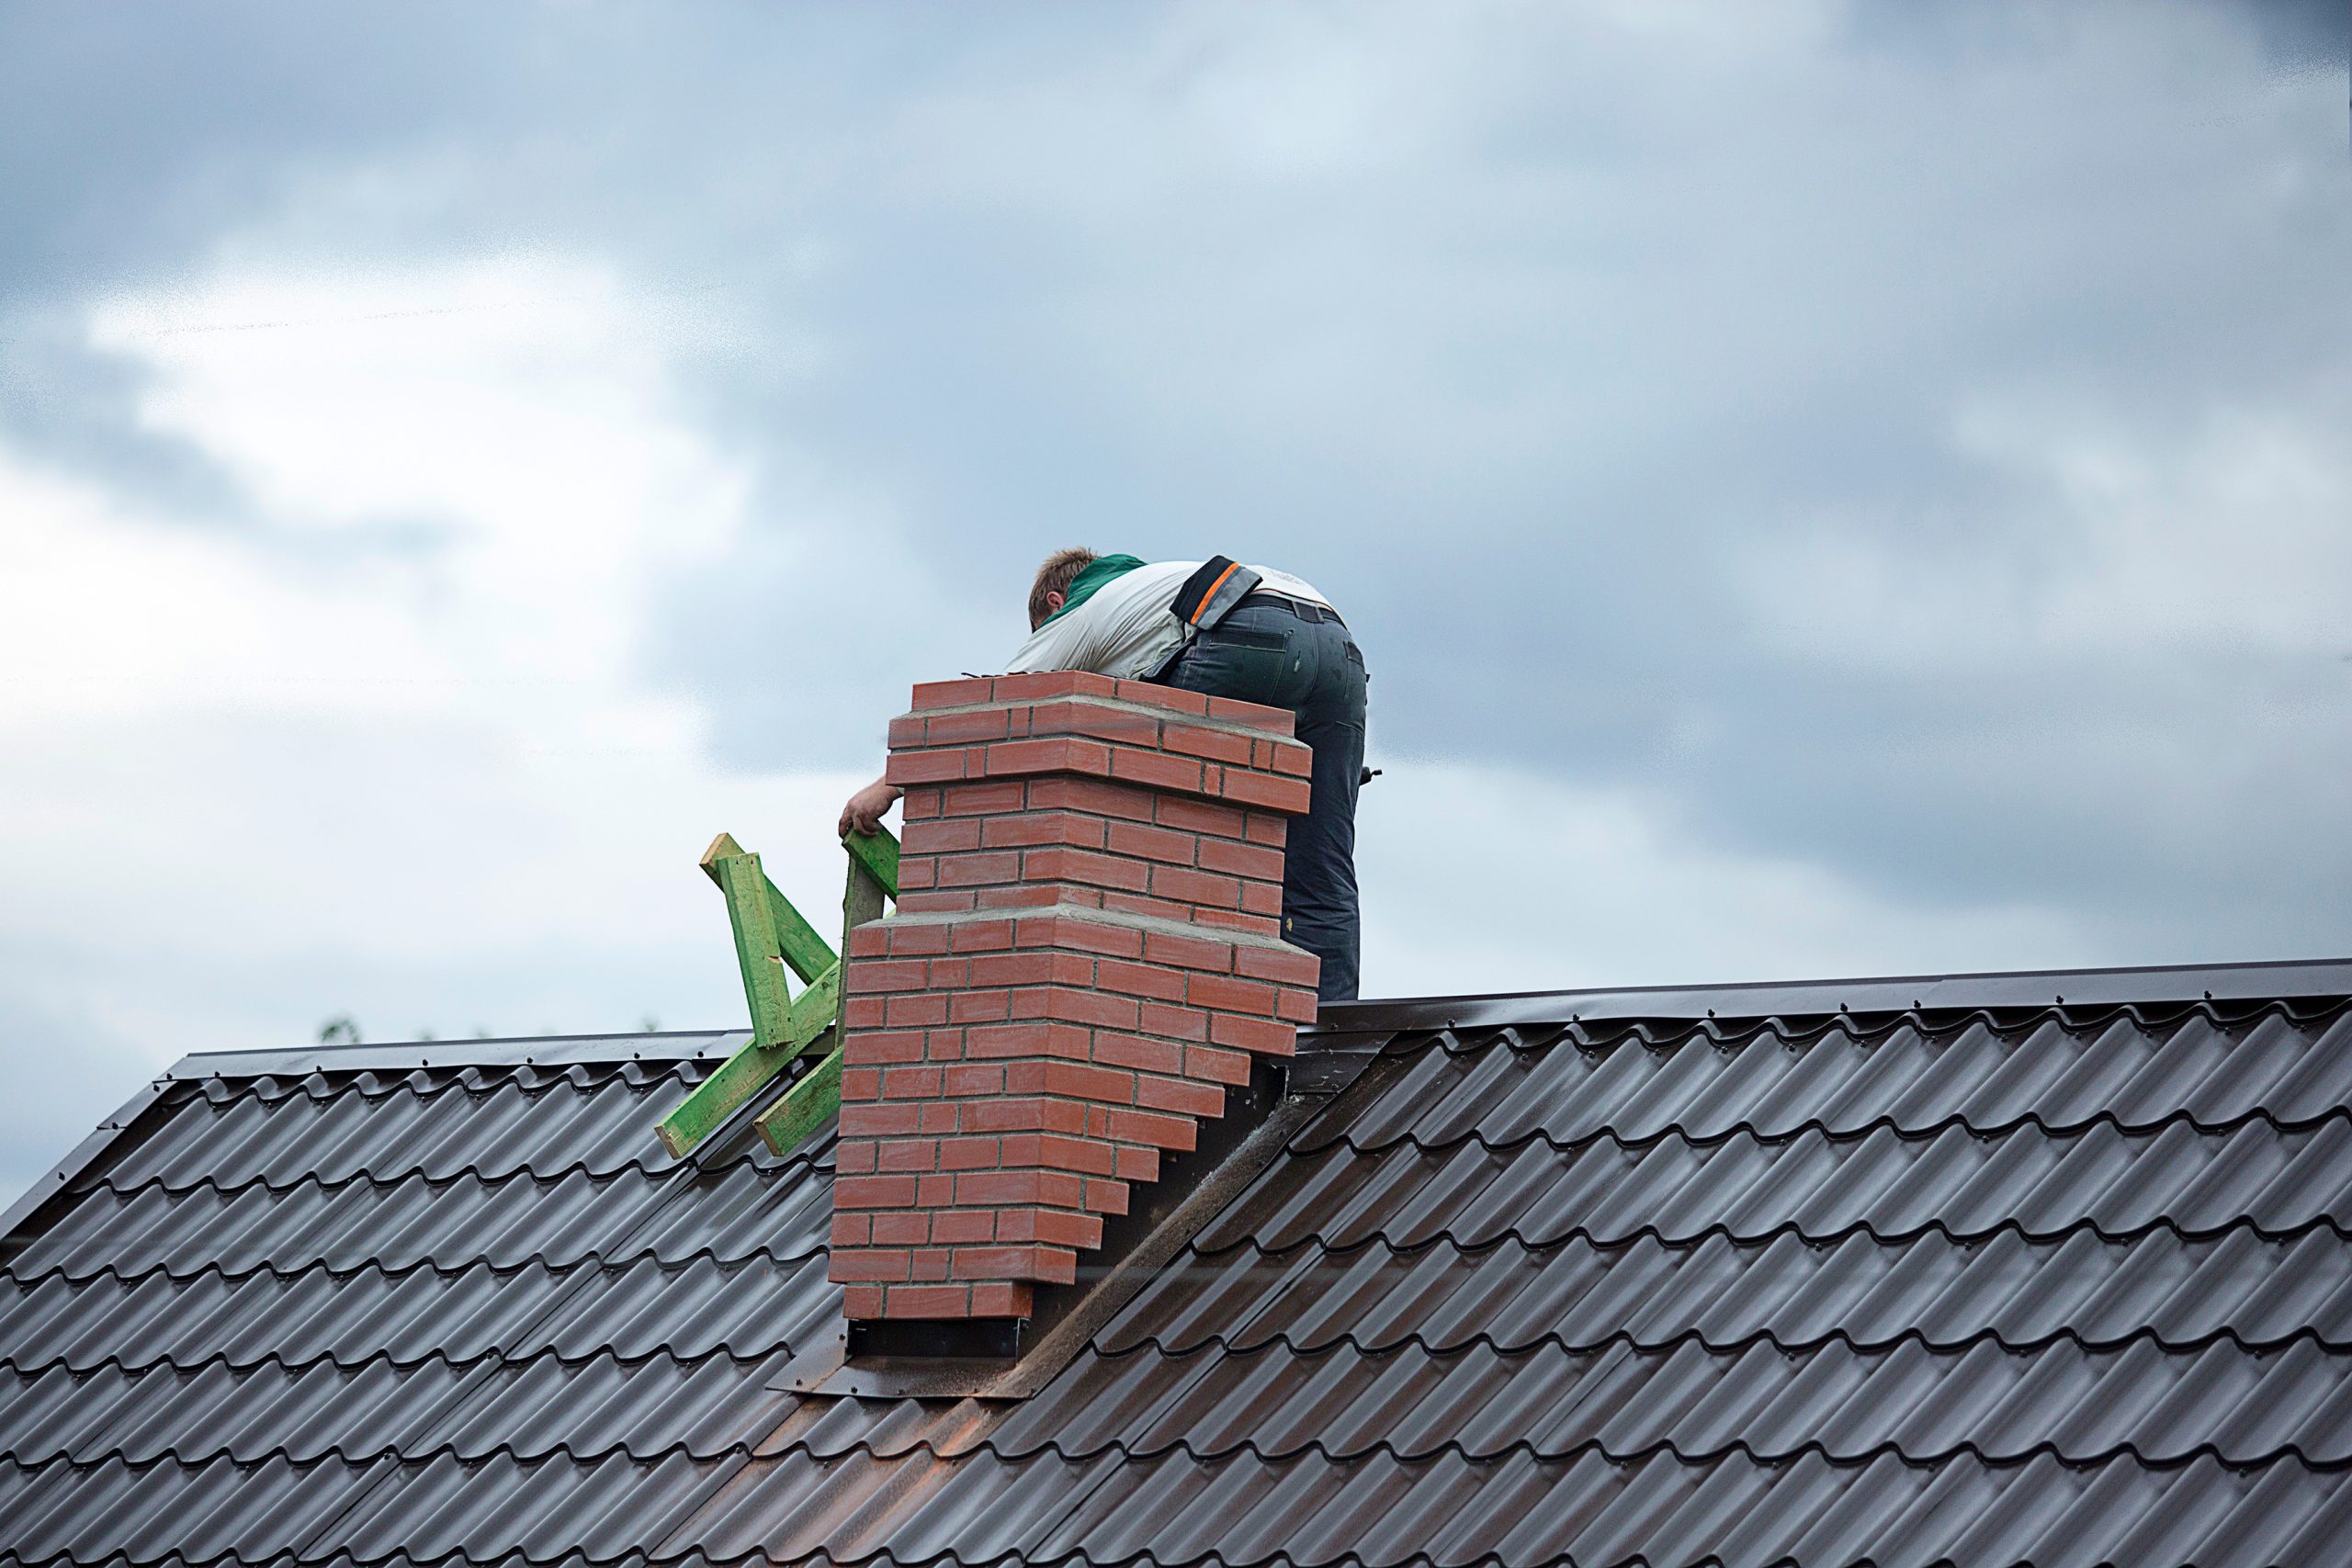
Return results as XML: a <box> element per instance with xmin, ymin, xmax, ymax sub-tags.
<box><xmin>5</xmin><ymin>965</ymin><xmax>2352</xmax><ymax>1566</ymax></box>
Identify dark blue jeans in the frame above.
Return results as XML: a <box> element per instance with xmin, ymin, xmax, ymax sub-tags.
<box><xmin>1162</xmin><ymin>598</ymin><xmax>1367</xmax><ymax>1002</ymax></box>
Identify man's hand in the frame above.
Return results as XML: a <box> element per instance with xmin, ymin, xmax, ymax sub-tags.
<box><xmin>839</xmin><ymin>776</ymin><xmax>902</xmax><ymax>838</ymax></box>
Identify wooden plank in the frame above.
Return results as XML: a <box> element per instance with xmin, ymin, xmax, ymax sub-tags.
<box><xmin>842</xmin><ymin>827</ymin><xmax>900</xmax><ymax>900</ymax></box>
<box><xmin>755</xmin><ymin>1040</ymin><xmax>843</xmax><ymax>1156</ymax></box>
<box><xmin>711</xmin><ymin>850</ymin><xmax>794</xmax><ymax>1049</ymax></box>
<box><xmin>700</xmin><ymin>831</ymin><xmax>834</xmax><ymax>985</ymax></box>
<box><xmin>654</xmin><ymin>960</ymin><xmax>842</xmax><ymax>1158</ymax></box>
<box><xmin>655</xmin><ymin>1038</ymin><xmax>789</xmax><ymax>1159</ymax></box>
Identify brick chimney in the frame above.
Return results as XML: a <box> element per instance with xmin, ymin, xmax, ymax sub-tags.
<box><xmin>828</xmin><ymin>671</ymin><xmax>1319</xmax><ymax>1324</ymax></box>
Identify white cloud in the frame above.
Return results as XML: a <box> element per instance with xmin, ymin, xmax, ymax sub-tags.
<box><xmin>1359</xmin><ymin>759</ymin><xmax>2090</xmax><ymax>999</ymax></box>
<box><xmin>0</xmin><ymin>255</ymin><xmax>865</xmax><ymax>1205</ymax></box>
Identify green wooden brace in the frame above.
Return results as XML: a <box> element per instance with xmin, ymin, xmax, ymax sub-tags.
<box><xmin>655</xmin><ymin>829</ymin><xmax>897</xmax><ymax>1158</ymax></box>
<box><xmin>756</xmin><ymin>829</ymin><xmax>893</xmax><ymax>1156</ymax></box>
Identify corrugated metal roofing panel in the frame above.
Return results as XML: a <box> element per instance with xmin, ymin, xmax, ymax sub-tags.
<box><xmin>1319</xmin><ymin>1000</ymin><xmax>2352</xmax><ymax>1151</ymax></box>
<box><xmin>1203</xmin><ymin>1115</ymin><xmax>2352</xmax><ymax>1252</ymax></box>
<box><xmin>5</xmin><ymin>974</ymin><xmax>2352</xmax><ymax>1567</ymax></box>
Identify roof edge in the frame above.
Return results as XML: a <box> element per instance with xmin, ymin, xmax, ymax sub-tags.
<box><xmin>167</xmin><ymin>1028</ymin><xmax>752</xmax><ymax>1080</ymax></box>
<box><xmin>1313</xmin><ymin>955</ymin><xmax>2352</xmax><ymax>1033</ymax></box>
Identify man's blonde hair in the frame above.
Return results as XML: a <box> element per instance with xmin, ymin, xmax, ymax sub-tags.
<box><xmin>1029</xmin><ymin>547</ymin><xmax>1098</xmax><ymax>629</ymax></box>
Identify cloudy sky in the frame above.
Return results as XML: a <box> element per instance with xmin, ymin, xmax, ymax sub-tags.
<box><xmin>2</xmin><ymin>0</ymin><xmax>2346</xmax><ymax>1206</ymax></box>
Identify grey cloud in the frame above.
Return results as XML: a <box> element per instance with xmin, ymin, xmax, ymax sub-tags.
<box><xmin>2</xmin><ymin>0</ymin><xmax>2347</xmax><ymax>964</ymax></box>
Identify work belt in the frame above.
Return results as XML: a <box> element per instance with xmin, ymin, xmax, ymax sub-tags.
<box><xmin>1238</xmin><ymin>590</ymin><xmax>1345</xmax><ymax>627</ymax></box>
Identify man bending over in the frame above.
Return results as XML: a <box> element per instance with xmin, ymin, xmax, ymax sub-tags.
<box><xmin>840</xmin><ymin>549</ymin><xmax>1368</xmax><ymax>1002</ymax></box>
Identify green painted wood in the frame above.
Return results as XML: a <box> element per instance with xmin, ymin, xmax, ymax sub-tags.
<box><xmin>655</xmin><ymin>1037</ymin><xmax>790</xmax><ymax>1159</ymax></box>
<box><xmin>700</xmin><ymin>831</ymin><xmax>836</xmax><ymax>986</ymax></box>
<box><xmin>713</xmin><ymin>851</ymin><xmax>795</xmax><ymax>1048</ymax></box>
<box><xmin>754</xmin><ymin>1041</ymin><xmax>843</xmax><ymax>1156</ymax></box>
<box><xmin>842</xmin><ymin>826</ymin><xmax>900</xmax><ymax>900</ymax></box>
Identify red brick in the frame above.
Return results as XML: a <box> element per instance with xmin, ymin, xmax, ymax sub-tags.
<box><xmin>896</xmin><ymin>890</ymin><xmax>975</xmax><ymax>913</ymax></box>
<box><xmin>922</xmin><ymin>706</ymin><xmax>1012</xmax><ymax>745</ymax></box>
<box><xmin>846</xmin><ymin>925</ymin><xmax>891</xmax><ymax>959</ymax></box>
<box><xmin>833</xmin><ymin>1139</ymin><xmax>878</xmax><ymax>1175</ymax></box>
<box><xmin>1032</xmin><ymin>1133</ymin><xmax>1119</xmax><ymax>1176</ymax></box>
<box><xmin>1043</xmin><ymin>1059</ymin><xmax>1136</xmax><ymax>1105</ymax></box>
<box><xmin>1240</xmin><ymin>881</ymin><xmax>1284</xmax><ymax>917</ymax></box>
<box><xmin>1106</xmin><ymin>1107</ymin><xmax>1198</xmax><ymax>1151</ymax></box>
<box><xmin>934</xmin><ymin>851</ymin><xmax>1022</xmax><ymax>888</ymax></box>
<box><xmin>1198</xmin><ymin>836</ymin><xmax>1286</xmax><ymax>883</ymax></box>
<box><xmin>886</xmin><ymin>748</ymin><xmax>973</xmax><ymax>787</ymax></box>
<box><xmin>938</xmin><ymin>1064</ymin><xmax>1001</xmax><ymax>1099</ymax></box>
<box><xmin>1098</xmin><ymin>824</ymin><xmax>1191</xmax><ymax>873</ymax></box>
<box><xmin>937</xmin><ymin>1134</ymin><xmax>1001</xmax><ymax>1170</ymax></box>
<box><xmin>1138</xmin><ymin>1000</ymin><xmax>1210</xmax><ymax>1041</ymax></box>
<box><xmin>876</xmin><ymin>1138</ymin><xmax>940</xmax><ymax>1173</ymax></box>
<box><xmin>1017</xmin><ymin>914</ymin><xmax>1145</xmax><ymax>958</ymax></box>
<box><xmin>1209</xmin><ymin>1011</ymin><xmax>1296</xmax><ymax>1055</ymax></box>
<box><xmin>1092</xmin><ymin>1031</ymin><xmax>1184</xmax><ymax>1076</ymax></box>
<box><xmin>1092</xmin><ymin>959</ymin><xmax>1187</xmax><ymax>1003</ymax></box>
<box><xmin>1184</xmin><ymin>1043</ymin><xmax>1253</xmax><ymax>1085</ymax></box>
<box><xmin>968</xmin><ymin>949</ymin><xmax>1090</xmax><ymax>988</ymax></box>
<box><xmin>930</xmin><ymin>1208</ymin><xmax>998</xmax><ymax>1244</ymax></box>
<box><xmin>880</xmin><ymin>919</ymin><xmax>956</xmax><ymax>954</ymax></box>
<box><xmin>1023</xmin><ymin>844</ymin><xmax>1152</xmax><ymax>893</ymax></box>
<box><xmin>1267</xmin><ymin>739</ymin><xmax>1312</xmax><ymax>777</ymax></box>
<box><xmin>1151</xmin><ymin>864</ymin><xmax>1243</xmax><ymax>908</ymax></box>
<box><xmin>1112</xmin><ymin>677</ymin><xmax>1210</xmax><ymax>715</ymax></box>
<box><xmin>967</xmin><ymin>1021</ymin><xmax>1093</xmax><ymax>1061</ymax></box>
<box><xmin>953</xmin><ymin>1244</ymin><xmax>1077</xmax><ymax>1285</ymax></box>
<box><xmin>1276</xmin><ymin>987</ymin><xmax>1319</xmax><ymax>1024</ymax></box>
<box><xmin>910</xmin><ymin>677</ymin><xmax>993</xmax><ymax>709</ymax></box>
<box><xmin>833</xmin><ymin>1175</ymin><xmax>919</xmax><ymax>1209</ymax></box>
<box><xmin>991</xmin><ymin>670</ymin><xmax>1116</xmax><ymax>703</ymax></box>
<box><xmin>1156</xmin><ymin>795</ymin><xmax>1250</xmax><ymax>839</ymax></box>
<box><xmin>1086</xmin><ymin>1177</ymin><xmax>1133</xmax><ymax>1213</ymax></box>
<box><xmin>1204</xmin><ymin>694</ymin><xmax>1292</xmax><ymax>733</ymax></box>
<box><xmin>1219</xmin><ymin>769</ymin><xmax>1312</xmax><ymax>814</ymax></box>
<box><xmin>1194</xmin><ymin>908</ymin><xmax>1281</xmax><ymax>937</ymax></box>
<box><xmin>1235</xmin><ymin>943</ymin><xmax>1320</xmax><ymax>987</ymax></box>
<box><xmin>949</xmin><ymin>989</ymin><xmax>1012</xmax><ymax>1024</ymax></box>
<box><xmin>883</xmin><ymin>1283</ymin><xmax>970</xmax><ymax>1318</ymax></box>
<box><xmin>842</xmin><ymin>1284</ymin><xmax>887</xmax><ymax>1318</ymax></box>
<box><xmin>870</xmin><ymin>1210</ymin><xmax>931</xmax><ymax>1245</ymax></box>
<box><xmin>1017</xmin><ymin>986</ymin><xmax>1140</xmax><ymax>1032</ymax></box>
<box><xmin>885</xmin><ymin>992</ymin><xmax>950</xmax><ymax>1028</ymax></box>
<box><xmin>1136</xmin><ymin>1074</ymin><xmax>1226</xmax><ymax>1118</ymax></box>
<box><xmin>880</xmin><ymin>1066</ymin><xmax>944</xmax><ymax>1100</ymax></box>
<box><xmin>831</xmin><ymin>1213</ymin><xmax>873</xmax><ymax>1247</ymax></box>
<box><xmin>974</xmin><ymin>884</ymin><xmax>1067</xmax><ymax>910</ymax></box>
<box><xmin>997</xmin><ymin>1206</ymin><xmax>1104</xmax><ymax>1250</ymax></box>
<box><xmin>895</xmin><ymin>856</ymin><xmax>937</xmax><ymax>891</ymax></box>
<box><xmin>916</xmin><ymin>1173</ymin><xmax>956</xmax><ymax>1206</ymax></box>
<box><xmin>1024</xmin><ymin>774</ymin><xmax>1155</xmax><ymax>821</ymax></box>
<box><xmin>1244</xmin><ymin>812</ymin><xmax>1288</xmax><ymax>847</ymax></box>
<box><xmin>950</xmin><ymin>919</ymin><xmax>1018</xmax><ymax>952</ymax></box>
<box><xmin>844</xmin><ymin>960</ymin><xmax>929</xmax><ymax>997</ymax></box>
<box><xmin>1114</xmin><ymin>1146</ymin><xmax>1159</xmax><ymax>1183</ymax></box>
<box><xmin>1100</xmin><ymin>890</ymin><xmax>1193</xmax><ymax>924</ymax></box>
<box><xmin>899</xmin><ymin>787</ymin><xmax>944</xmax><ymax>820</ymax></box>
<box><xmin>1110</xmin><ymin>746</ymin><xmax>1204</xmax><ymax>795</ymax></box>
<box><xmin>967</xmin><ymin>1280</ymin><xmax>1034</xmax><ymax>1317</ymax></box>
<box><xmin>981</xmin><ymin>810</ymin><xmax>1105</xmax><ymax>850</ymax></box>
<box><xmin>842</xmin><ymin>996</ymin><xmax>887</xmax><ymax>1031</ymax></box>
<box><xmin>1027</xmin><ymin>698</ymin><xmax>1163</xmax><ymax>748</ymax></box>
<box><xmin>1143</xmin><ymin>930</ymin><xmax>1235</xmax><ymax>973</ymax></box>
<box><xmin>986</xmin><ymin>736</ymin><xmax>1114</xmax><ymax>779</ymax></box>
<box><xmin>910</xmin><ymin>1247</ymin><xmax>953</xmax><ymax>1281</ymax></box>
<box><xmin>837</xmin><ymin>1100</ymin><xmax>911</xmax><ymax>1138</ymax></box>
<box><xmin>1189</xmin><ymin>972</ymin><xmax>1283</xmax><ymax>1017</ymax></box>
<box><xmin>1162</xmin><ymin>722</ymin><xmax>1255</xmax><ymax>766</ymax></box>
<box><xmin>957</xmin><ymin>1168</ymin><xmax>1085</xmax><ymax>1209</ymax></box>
<box><xmin>830</xmin><ymin>1248</ymin><xmax>911</xmax><ymax>1281</ymax></box>
<box><xmin>941</xmin><ymin>779</ymin><xmax>1028</xmax><ymax>816</ymax></box>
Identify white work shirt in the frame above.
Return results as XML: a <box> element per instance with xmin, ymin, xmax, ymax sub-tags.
<box><xmin>1002</xmin><ymin>560</ymin><xmax>1335</xmax><ymax>680</ymax></box>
